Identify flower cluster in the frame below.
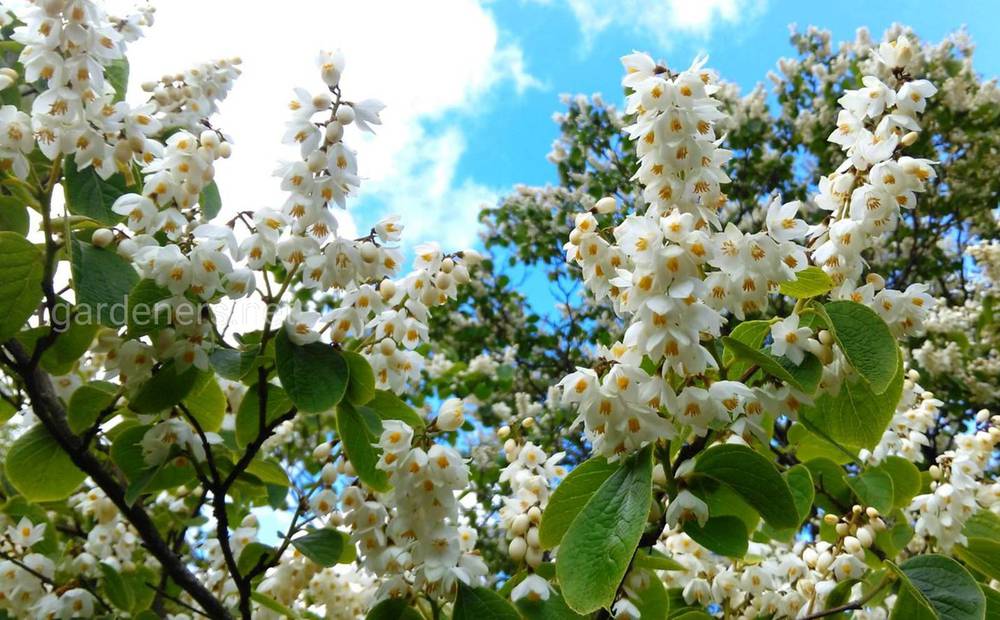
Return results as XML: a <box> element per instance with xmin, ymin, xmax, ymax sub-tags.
<box><xmin>909</xmin><ymin>410</ymin><xmax>1000</xmax><ymax>551</ymax></box>
<box><xmin>4</xmin><ymin>0</ymin><xmax>154</xmax><ymax>178</ymax></box>
<box><xmin>497</xmin><ymin>440</ymin><xmax>565</xmax><ymax>572</ymax></box>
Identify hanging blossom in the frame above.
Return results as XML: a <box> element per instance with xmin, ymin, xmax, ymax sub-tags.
<box><xmin>334</xmin><ymin>416</ymin><xmax>486</xmax><ymax>602</ymax></box>
<box><xmin>556</xmin><ymin>54</ymin><xmax>813</xmax><ymax>460</ymax></box>
<box><xmin>908</xmin><ymin>410</ymin><xmax>1000</xmax><ymax>552</ymax></box>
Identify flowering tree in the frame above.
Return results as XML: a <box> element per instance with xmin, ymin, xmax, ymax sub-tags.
<box><xmin>0</xmin><ymin>3</ymin><xmax>997</xmax><ymax>620</ymax></box>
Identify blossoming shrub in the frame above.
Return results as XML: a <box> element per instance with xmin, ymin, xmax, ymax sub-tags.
<box><xmin>0</xmin><ymin>2</ymin><xmax>996</xmax><ymax>619</ymax></box>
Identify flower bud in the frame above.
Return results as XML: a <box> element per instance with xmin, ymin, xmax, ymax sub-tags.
<box><xmin>497</xmin><ymin>425</ymin><xmax>511</xmax><ymax>439</ymax></box>
<box><xmin>460</xmin><ymin>249</ymin><xmax>483</xmax><ymax>266</ymax></box>
<box><xmin>901</xmin><ymin>131</ymin><xmax>919</xmax><ymax>146</ymax></box>
<box><xmin>435</xmin><ymin>398</ymin><xmax>465</xmax><ymax>432</ymax></box>
<box><xmin>511</xmin><ymin>514</ymin><xmax>530</xmax><ymax>536</ymax></box>
<box><xmin>313</xmin><ymin>93</ymin><xmax>332</xmax><ymax>109</ymax></box>
<box><xmin>200</xmin><ymin>130</ymin><xmax>220</xmax><ymax>149</ymax></box>
<box><xmin>360</xmin><ymin>241</ymin><xmax>379</xmax><ymax>263</ymax></box>
<box><xmin>335</xmin><ymin>105</ymin><xmax>355</xmax><ymax>125</ymax></box>
<box><xmin>525</xmin><ymin>526</ymin><xmax>540</xmax><ymax>548</ymax></box>
<box><xmin>92</xmin><ymin>228</ymin><xmax>114</xmax><ymax>248</ymax></box>
<box><xmin>452</xmin><ymin>264</ymin><xmax>470</xmax><ymax>284</ymax></box>
<box><xmin>218</xmin><ymin>142</ymin><xmax>232</xmax><ymax>158</ymax></box>
<box><xmin>527</xmin><ymin>506</ymin><xmax>542</xmax><ymax>523</ymax></box>
<box><xmin>379</xmin><ymin>279</ymin><xmax>397</xmax><ymax>301</ymax></box>
<box><xmin>508</xmin><ymin>536</ymin><xmax>527</xmax><ymax>562</ymax></box>
<box><xmin>525</xmin><ymin>545</ymin><xmax>543</xmax><ymax>568</ymax></box>
<box><xmin>522</xmin><ymin>416</ymin><xmax>535</xmax><ymax>428</ymax></box>
<box><xmin>379</xmin><ymin>338</ymin><xmax>397</xmax><ymax>356</ymax></box>
<box><xmin>241</xmin><ymin>514</ymin><xmax>258</xmax><ymax>529</ymax></box>
<box><xmin>313</xmin><ymin>443</ymin><xmax>332</xmax><ymax>461</ymax></box>
<box><xmin>325</xmin><ymin>122</ymin><xmax>344</xmax><ymax>143</ymax></box>
<box><xmin>594</xmin><ymin>196</ymin><xmax>617</xmax><ymax>214</ymax></box>
<box><xmin>321</xmin><ymin>462</ymin><xmax>338</xmax><ymax>485</ymax></box>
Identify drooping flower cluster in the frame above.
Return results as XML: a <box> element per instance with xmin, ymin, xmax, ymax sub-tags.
<box><xmin>908</xmin><ymin>410</ymin><xmax>1000</xmax><ymax>551</ymax></box>
<box><xmin>337</xmin><ymin>419</ymin><xmax>485</xmax><ymax>600</ymax></box>
<box><xmin>4</xmin><ymin>0</ymin><xmax>155</xmax><ymax>178</ymax></box>
<box><xmin>141</xmin><ymin>57</ymin><xmax>241</xmax><ymax>131</ymax></box>
<box><xmin>497</xmin><ymin>440</ymin><xmax>565</xmax><ymax>573</ymax></box>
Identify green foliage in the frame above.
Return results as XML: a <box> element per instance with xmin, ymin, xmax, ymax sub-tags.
<box><xmin>337</xmin><ymin>401</ymin><xmax>390</xmax><ymax>492</ymax></box>
<box><xmin>291</xmin><ymin>528</ymin><xmax>355</xmax><ymax>567</ymax></box>
<box><xmin>891</xmin><ymin>555</ymin><xmax>986</xmax><ymax>620</ymax></box>
<box><xmin>274</xmin><ymin>329</ymin><xmax>348</xmax><ymax>413</ymax></box>
<box><xmin>5</xmin><ymin>425</ymin><xmax>86</xmax><ymax>502</ymax></box>
<box><xmin>556</xmin><ymin>446</ymin><xmax>652</xmax><ymax>613</ymax></box>
<box><xmin>71</xmin><ymin>237</ymin><xmax>139</xmax><ymax>328</ymax></box>
<box><xmin>539</xmin><ymin>454</ymin><xmax>618</xmax><ymax>548</ymax></box>
<box><xmin>453</xmin><ymin>582</ymin><xmax>521</xmax><ymax>620</ymax></box>
<box><xmin>0</xmin><ymin>231</ymin><xmax>43</xmax><ymax>342</ymax></box>
<box><xmin>822</xmin><ymin>301</ymin><xmax>899</xmax><ymax>394</ymax></box>
<box><xmin>683</xmin><ymin>516</ymin><xmax>748</xmax><ymax>558</ymax></box>
<box><xmin>62</xmin><ymin>157</ymin><xmax>129</xmax><ymax>225</ymax></box>
<box><xmin>693</xmin><ymin>444</ymin><xmax>798</xmax><ymax>530</ymax></box>
<box><xmin>779</xmin><ymin>266</ymin><xmax>834</xmax><ymax>298</ymax></box>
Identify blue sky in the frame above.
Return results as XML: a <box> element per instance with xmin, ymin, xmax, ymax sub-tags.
<box><xmin>125</xmin><ymin>0</ymin><xmax>999</xmax><ymax>294</ymax></box>
<box><xmin>452</xmin><ymin>0</ymin><xmax>1000</xmax><ymax>192</ymax></box>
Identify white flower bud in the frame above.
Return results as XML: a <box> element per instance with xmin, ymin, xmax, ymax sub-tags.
<box><xmin>335</xmin><ymin>105</ymin><xmax>355</xmax><ymax>125</ymax></box>
<box><xmin>497</xmin><ymin>425</ymin><xmax>511</xmax><ymax>438</ymax></box>
<box><xmin>313</xmin><ymin>93</ymin><xmax>332</xmax><ymax>109</ymax></box>
<box><xmin>360</xmin><ymin>241</ymin><xmax>379</xmax><ymax>263</ymax></box>
<box><xmin>379</xmin><ymin>338</ymin><xmax>397</xmax><ymax>356</ymax></box>
<box><xmin>306</xmin><ymin>150</ymin><xmax>327</xmax><ymax>173</ymax></box>
<box><xmin>901</xmin><ymin>131</ymin><xmax>919</xmax><ymax>146</ymax></box>
<box><xmin>452</xmin><ymin>264</ymin><xmax>470</xmax><ymax>284</ymax></box>
<box><xmin>218</xmin><ymin>142</ymin><xmax>233</xmax><ymax>158</ymax></box>
<box><xmin>460</xmin><ymin>249</ymin><xmax>483</xmax><ymax>265</ymax></box>
<box><xmin>508</xmin><ymin>536</ymin><xmax>527</xmax><ymax>561</ymax></box>
<box><xmin>313</xmin><ymin>443</ymin><xmax>331</xmax><ymax>461</ymax></box>
<box><xmin>525</xmin><ymin>545</ymin><xmax>543</xmax><ymax>568</ymax></box>
<box><xmin>525</xmin><ymin>526</ymin><xmax>540</xmax><ymax>548</ymax></box>
<box><xmin>325</xmin><ymin>122</ymin><xmax>344</xmax><ymax>143</ymax></box>
<box><xmin>528</xmin><ymin>506</ymin><xmax>542</xmax><ymax>523</ymax></box>
<box><xmin>200</xmin><ymin>130</ymin><xmax>220</xmax><ymax>149</ymax></box>
<box><xmin>321</xmin><ymin>462</ymin><xmax>337</xmax><ymax>485</ymax></box>
<box><xmin>522</xmin><ymin>416</ymin><xmax>535</xmax><ymax>428</ymax></box>
<box><xmin>435</xmin><ymin>398</ymin><xmax>465</xmax><ymax>431</ymax></box>
<box><xmin>92</xmin><ymin>228</ymin><xmax>114</xmax><ymax>248</ymax></box>
<box><xmin>511</xmin><ymin>514</ymin><xmax>530</xmax><ymax>536</ymax></box>
<box><xmin>594</xmin><ymin>196</ymin><xmax>617</xmax><ymax>214</ymax></box>
<box><xmin>843</xmin><ymin>536</ymin><xmax>862</xmax><ymax>554</ymax></box>
<box><xmin>379</xmin><ymin>279</ymin><xmax>397</xmax><ymax>301</ymax></box>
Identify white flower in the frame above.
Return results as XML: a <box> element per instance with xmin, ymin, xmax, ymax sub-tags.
<box><xmin>435</xmin><ymin>398</ymin><xmax>465</xmax><ymax>432</ymax></box>
<box><xmin>770</xmin><ymin>314</ymin><xmax>814</xmax><ymax>365</ymax></box>
<box><xmin>6</xmin><ymin>517</ymin><xmax>45</xmax><ymax>549</ymax></box>
<box><xmin>511</xmin><ymin>574</ymin><xmax>551</xmax><ymax>602</ymax></box>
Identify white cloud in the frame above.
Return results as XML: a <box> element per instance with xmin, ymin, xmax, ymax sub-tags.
<box><xmin>537</xmin><ymin>0</ymin><xmax>767</xmax><ymax>51</ymax></box>
<box><xmin>121</xmin><ymin>0</ymin><xmax>539</xmax><ymax>249</ymax></box>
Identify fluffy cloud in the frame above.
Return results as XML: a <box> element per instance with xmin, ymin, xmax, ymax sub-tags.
<box><xmin>120</xmin><ymin>0</ymin><xmax>539</xmax><ymax>248</ymax></box>
<box><xmin>539</xmin><ymin>0</ymin><xmax>767</xmax><ymax>50</ymax></box>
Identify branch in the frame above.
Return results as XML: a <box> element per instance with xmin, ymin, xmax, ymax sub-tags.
<box><xmin>2</xmin><ymin>340</ymin><xmax>233</xmax><ymax>620</ymax></box>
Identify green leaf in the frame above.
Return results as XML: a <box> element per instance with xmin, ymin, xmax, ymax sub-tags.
<box><xmin>779</xmin><ymin>266</ymin><xmax>834</xmax><ymax>298</ymax></box>
<box><xmin>983</xmin><ymin>586</ymin><xmax>1000</xmax><ymax>620</ymax></box>
<box><xmin>199</xmin><ymin>180</ymin><xmax>222</xmax><ymax>219</ymax></box>
<box><xmin>99</xmin><ymin>562</ymin><xmax>135</xmax><ymax>612</ymax></box>
<box><xmin>244</xmin><ymin>459</ymin><xmax>290</xmax><ymax>487</ymax></box>
<box><xmin>68</xmin><ymin>381</ymin><xmax>117</xmax><ymax>434</ymax></box>
<box><xmin>516</xmin><ymin>587</ymin><xmax>586</xmax><ymax>619</ymax></box>
<box><xmin>800</xmin><ymin>352</ymin><xmax>904</xmax><ymax>451</ymax></box>
<box><xmin>776</xmin><ymin>352</ymin><xmax>824</xmax><ymax>395</ymax></box>
<box><xmin>453</xmin><ymin>581</ymin><xmax>520</xmax><ymax>620</ymax></box>
<box><xmin>824</xmin><ymin>300</ymin><xmax>899</xmax><ymax>394</ymax></box>
<box><xmin>847</xmin><ymin>468</ymin><xmax>895</xmax><ymax>514</ymax></box>
<box><xmin>182</xmin><ymin>371</ymin><xmax>226</xmax><ymax>432</ymax></box>
<box><xmin>236</xmin><ymin>383</ymin><xmax>294</xmax><ymax>447</ymax></box>
<box><xmin>788</xmin><ymin>422</ymin><xmax>852</xmax><ymax>464</ymax></box>
<box><xmin>724</xmin><ymin>319</ymin><xmax>772</xmax><ymax>380</ymax></box>
<box><xmin>129</xmin><ymin>362</ymin><xmax>199</xmax><ymax>413</ymax></box>
<box><xmin>632</xmin><ymin>570</ymin><xmax>669</xmax><ymax>620</ymax></box>
<box><xmin>6</xmin><ymin>425</ymin><xmax>85</xmax><ymax>502</ymax></box>
<box><xmin>342</xmin><ymin>350</ymin><xmax>375</xmax><ymax>406</ymax></box>
<box><xmin>291</xmin><ymin>529</ymin><xmax>355</xmax><ymax>567</ymax></box>
<box><xmin>693</xmin><ymin>444</ymin><xmax>798</xmax><ymax>530</ymax></box>
<box><xmin>252</xmin><ymin>592</ymin><xmax>300</xmax><ymax>619</ymax></box>
<box><xmin>71</xmin><ymin>238</ymin><xmax>139</xmax><ymax>328</ymax></box>
<box><xmin>556</xmin><ymin>446</ymin><xmax>653</xmax><ymax>614</ymax></box>
<box><xmin>237</xmin><ymin>541</ymin><xmax>275</xmax><ymax>575</ymax></box>
<box><xmin>62</xmin><ymin>157</ymin><xmax>129</xmax><ymax>225</ymax></box>
<box><xmin>336</xmin><ymin>402</ymin><xmax>390</xmax><ymax>492</ymax></box>
<box><xmin>805</xmin><ymin>457</ymin><xmax>852</xmax><ymax>512</ymax></box>
<box><xmin>963</xmin><ymin>510</ymin><xmax>1000</xmax><ymax>540</ymax></box>
<box><xmin>366</xmin><ymin>598</ymin><xmax>422</xmax><ymax>620</ymax></box>
<box><xmin>722</xmin><ymin>335</ymin><xmax>803</xmax><ymax>389</ymax></box>
<box><xmin>683</xmin><ymin>515</ymin><xmax>748</xmax><ymax>557</ymax></box>
<box><xmin>126</xmin><ymin>279</ymin><xmax>172</xmax><ymax>336</ymax></box>
<box><xmin>106</xmin><ymin>58</ymin><xmax>129</xmax><ymax>102</ymax></box>
<box><xmin>894</xmin><ymin>554</ymin><xmax>986</xmax><ymax>620</ymax></box>
<box><xmin>956</xmin><ymin>538</ymin><xmax>1000</xmax><ymax>582</ymax></box>
<box><xmin>0</xmin><ymin>231</ymin><xmax>43</xmax><ymax>341</ymax></box>
<box><xmin>274</xmin><ymin>330</ymin><xmax>348</xmax><ymax>413</ymax></box>
<box><xmin>876</xmin><ymin>456</ymin><xmax>922</xmax><ymax>509</ymax></box>
<box><xmin>0</xmin><ymin>196</ymin><xmax>29</xmax><ymax>235</ymax></box>
<box><xmin>539</xmin><ymin>455</ymin><xmax>619</xmax><ymax>549</ymax></box>
<box><xmin>210</xmin><ymin>347</ymin><xmax>260</xmax><ymax>382</ymax></box>
<box><xmin>687</xmin><ymin>477</ymin><xmax>760</xmax><ymax>534</ymax></box>
<box><xmin>367</xmin><ymin>390</ymin><xmax>425</xmax><ymax>429</ymax></box>
<box><xmin>633</xmin><ymin>548</ymin><xmax>686</xmax><ymax>571</ymax></box>
<box><xmin>785</xmin><ymin>464</ymin><xmax>815</xmax><ymax>525</ymax></box>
